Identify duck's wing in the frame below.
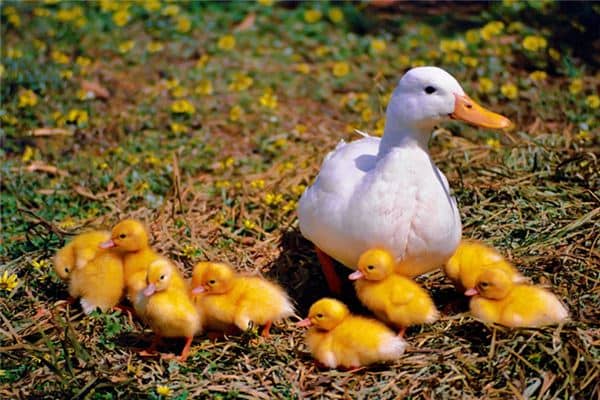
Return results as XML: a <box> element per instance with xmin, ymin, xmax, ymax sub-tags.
<box><xmin>298</xmin><ymin>136</ymin><xmax>380</xmax><ymax>254</ymax></box>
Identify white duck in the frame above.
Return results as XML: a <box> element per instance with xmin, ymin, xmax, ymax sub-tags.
<box><xmin>298</xmin><ymin>67</ymin><xmax>511</xmax><ymax>293</ymax></box>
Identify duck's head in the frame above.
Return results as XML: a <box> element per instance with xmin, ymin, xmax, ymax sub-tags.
<box><xmin>296</xmin><ymin>298</ymin><xmax>350</xmax><ymax>331</ymax></box>
<box><xmin>386</xmin><ymin>66</ymin><xmax>511</xmax><ymax>134</ymax></box>
<box><xmin>349</xmin><ymin>248</ymin><xmax>394</xmax><ymax>281</ymax></box>
<box><xmin>100</xmin><ymin>219</ymin><xmax>149</xmax><ymax>252</ymax></box>
<box><xmin>143</xmin><ymin>259</ymin><xmax>173</xmax><ymax>296</ymax></box>
<box><xmin>465</xmin><ymin>268</ymin><xmax>513</xmax><ymax>299</ymax></box>
<box><xmin>190</xmin><ymin>262</ymin><xmax>235</xmax><ymax>295</ymax></box>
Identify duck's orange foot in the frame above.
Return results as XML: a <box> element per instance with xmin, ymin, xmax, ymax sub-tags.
<box><xmin>315</xmin><ymin>247</ymin><xmax>342</xmax><ymax>295</ymax></box>
<box><xmin>397</xmin><ymin>326</ymin><xmax>407</xmax><ymax>338</ymax></box>
<box><xmin>261</xmin><ymin>321</ymin><xmax>273</xmax><ymax>338</ymax></box>
<box><xmin>138</xmin><ymin>349</ymin><xmax>158</xmax><ymax>357</ymax></box>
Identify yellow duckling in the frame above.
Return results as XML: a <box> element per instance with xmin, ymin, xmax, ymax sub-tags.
<box><xmin>444</xmin><ymin>240</ymin><xmax>525</xmax><ymax>292</ymax></box>
<box><xmin>297</xmin><ymin>298</ymin><xmax>406</xmax><ymax>369</ymax></box>
<box><xmin>68</xmin><ymin>249</ymin><xmax>124</xmax><ymax>314</ymax></box>
<box><xmin>465</xmin><ymin>268</ymin><xmax>569</xmax><ymax>328</ymax></box>
<box><xmin>140</xmin><ymin>259</ymin><xmax>202</xmax><ymax>362</ymax></box>
<box><xmin>190</xmin><ymin>262</ymin><xmax>294</xmax><ymax>337</ymax></box>
<box><xmin>53</xmin><ymin>230</ymin><xmax>111</xmax><ymax>281</ymax></box>
<box><xmin>349</xmin><ymin>248</ymin><xmax>439</xmax><ymax>337</ymax></box>
<box><xmin>100</xmin><ymin>219</ymin><xmax>160</xmax><ymax>298</ymax></box>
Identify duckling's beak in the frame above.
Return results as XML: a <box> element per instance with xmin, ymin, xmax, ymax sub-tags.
<box><xmin>143</xmin><ymin>283</ymin><xmax>156</xmax><ymax>297</ymax></box>
<box><xmin>348</xmin><ymin>270</ymin><xmax>364</xmax><ymax>280</ymax></box>
<box><xmin>99</xmin><ymin>239</ymin><xmax>116</xmax><ymax>249</ymax></box>
<box><xmin>450</xmin><ymin>94</ymin><xmax>512</xmax><ymax>130</ymax></box>
<box><xmin>191</xmin><ymin>286</ymin><xmax>206</xmax><ymax>295</ymax></box>
<box><xmin>296</xmin><ymin>318</ymin><xmax>312</xmax><ymax>328</ymax></box>
<box><xmin>464</xmin><ymin>288</ymin><xmax>479</xmax><ymax>297</ymax></box>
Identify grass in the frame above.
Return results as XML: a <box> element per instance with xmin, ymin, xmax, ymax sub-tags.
<box><xmin>1</xmin><ymin>1</ymin><xmax>598</xmax><ymax>399</ymax></box>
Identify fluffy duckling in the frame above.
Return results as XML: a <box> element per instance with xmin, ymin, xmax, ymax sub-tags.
<box><xmin>190</xmin><ymin>262</ymin><xmax>294</xmax><ymax>337</ymax></box>
<box><xmin>349</xmin><ymin>248</ymin><xmax>439</xmax><ymax>337</ymax></box>
<box><xmin>53</xmin><ymin>230</ymin><xmax>111</xmax><ymax>281</ymax></box>
<box><xmin>444</xmin><ymin>240</ymin><xmax>525</xmax><ymax>292</ymax></box>
<box><xmin>297</xmin><ymin>298</ymin><xmax>406</xmax><ymax>369</ymax></box>
<box><xmin>466</xmin><ymin>268</ymin><xmax>569</xmax><ymax>327</ymax></box>
<box><xmin>141</xmin><ymin>259</ymin><xmax>202</xmax><ymax>362</ymax></box>
<box><xmin>100</xmin><ymin>219</ymin><xmax>160</xmax><ymax>299</ymax></box>
<box><xmin>68</xmin><ymin>249</ymin><xmax>124</xmax><ymax>314</ymax></box>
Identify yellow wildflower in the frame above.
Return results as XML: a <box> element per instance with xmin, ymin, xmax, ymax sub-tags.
<box><xmin>181</xmin><ymin>244</ymin><xmax>198</xmax><ymax>258</ymax></box>
<box><xmin>161</xmin><ymin>4</ymin><xmax>180</xmax><ymax>16</ymax></box>
<box><xmin>486</xmin><ymin>138</ymin><xmax>501</xmax><ymax>149</ymax></box>
<box><xmin>259</xmin><ymin>89</ymin><xmax>278</xmax><ymax>110</ymax></box>
<box><xmin>462</xmin><ymin>56</ymin><xmax>478</xmax><ymax>67</ymax></box>
<box><xmin>7</xmin><ymin>48</ymin><xmax>23</xmax><ymax>59</ymax></box>
<box><xmin>575</xmin><ymin>130</ymin><xmax>591</xmax><ymax>141</ymax></box>
<box><xmin>56</xmin><ymin>6</ymin><xmax>84</xmax><ymax>22</ymax></box>
<box><xmin>18</xmin><ymin>90</ymin><xmax>38</xmax><ymax>108</ymax></box>
<box><xmin>258</xmin><ymin>0</ymin><xmax>274</xmax><ymax>6</ymax></box>
<box><xmin>112</xmin><ymin>9</ymin><xmax>130</xmax><ymax>26</ymax></box>
<box><xmin>586</xmin><ymin>95</ymin><xmax>600</xmax><ymax>109</ymax></box>
<box><xmin>170</xmin><ymin>86</ymin><xmax>188</xmax><ymax>98</ymax></box>
<box><xmin>507</xmin><ymin>21</ymin><xmax>524</xmax><ymax>33</ymax></box>
<box><xmin>465</xmin><ymin>29</ymin><xmax>480</xmax><ymax>44</ymax></box>
<box><xmin>250</xmin><ymin>179</ymin><xmax>265</xmax><ymax>189</ymax></box>
<box><xmin>361</xmin><ymin>108</ymin><xmax>373</xmax><ymax>122</ymax></box>
<box><xmin>60</xmin><ymin>70</ymin><xmax>73</xmax><ymax>79</ymax></box>
<box><xmin>147</xmin><ymin>41</ymin><xmax>164</xmax><ymax>53</ymax></box>
<box><xmin>7</xmin><ymin>12</ymin><xmax>21</xmax><ymax>27</ymax></box>
<box><xmin>22</xmin><ymin>146</ymin><xmax>34</xmax><ymax>162</ymax></box>
<box><xmin>282</xmin><ymin>200</ymin><xmax>297</xmax><ymax>213</ymax></box>
<box><xmin>76</xmin><ymin>56</ymin><xmax>92</xmax><ymax>69</ymax></box>
<box><xmin>478</xmin><ymin>77</ymin><xmax>495</xmax><ymax>94</ymax></box>
<box><xmin>291</xmin><ymin>184</ymin><xmax>306</xmax><ymax>196</ymax></box>
<box><xmin>65</xmin><ymin>109</ymin><xmax>89</xmax><ymax>125</ymax></box>
<box><xmin>170</xmin><ymin>100</ymin><xmax>195</xmax><ymax>115</ymax></box>
<box><xmin>100</xmin><ymin>0</ymin><xmax>120</xmax><ymax>12</ymax></box>
<box><xmin>522</xmin><ymin>35</ymin><xmax>547</xmax><ymax>52</ymax></box>
<box><xmin>165</xmin><ymin>79</ymin><xmax>179</xmax><ymax>90</ymax></box>
<box><xmin>217</xmin><ymin>35</ymin><xmax>236</xmax><ymax>51</ymax></box>
<box><xmin>195</xmin><ymin>80</ymin><xmax>213</xmax><ymax>96</ymax></box>
<box><xmin>243</xmin><ymin>219</ymin><xmax>256</xmax><ymax>230</ymax></box>
<box><xmin>548</xmin><ymin>48</ymin><xmax>560</xmax><ymax>61</ymax></box>
<box><xmin>294</xmin><ymin>124</ymin><xmax>307</xmax><ymax>134</ymax></box>
<box><xmin>33</xmin><ymin>39</ymin><xmax>47</xmax><ymax>52</ymax></box>
<box><xmin>1</xmin><ymin>114</ymin><xmax>18</xmax><ymax>125</ymax></box>
<box><xmin>144</xmin><ymin>0</ymin><xmax>162</xmax><ymax>12</ymax></box>
<box><xmin>397</xmin><ymin>54</ymin><xmax>410</xmax><ymax>67</ymax></box>
<box><xmin>328</xmin><ymin>7</ymin><xmax>344</xmax><ymax>23</ymax></box>
<box><xmin>31</xmin><ymin>259</ymin><xmax>50</xmax><ymax>271</ymax></box>
<box><xmin>156</xmin><ymin>385</ymin><xmax>172</xmax><ymax>397</ymax></box>
<box><xmin>170</xmin><ymin>122</ymin><xmax>189</xmax><ymax>134</ymax></box>
<box><xmin>304</xmin><ymin>9</ymin><xmax>322</xmax><ymax>24</ymax></box>
<box><xmin>370</xmin><ymin>39</ymin><xmax>387</xmax><ymax>54</ymax></box>
<box><xmin>118</xmin><ymin>40</ymin><xmax>135</xmax><ymax>54</ymax></box>
<box><xmin>176</xmin><ymin>16</ymin><xmax>191</xmax><ymax>33</ymax></box>
<box><xmin>411</xmin><ymin>59</ymin><xmax>426</xmax><ymax>67</ymax></box>
<box><xmin>229</xmin><ymin>105</ymin><xmax>243</xmax><ymax>122</ymax></box>
<box><xmin>0</xmin><ymin>271</ymin><xmax>19</xmax><ymax>293</ymax></box>
<box><xmin>439</xmin><ymin>39</ymin><xmax>466</xmax><ymax>53</ymax></box>
<box><xmin>196</xmin><ymin>54</ymin><xmax>210</xmax><ymax>69</ymax></box>
<box><xmin>34</xmin><ymin>7</ymin><xmax>51</xmax><ymax>17</ymax></box>
<box><xmin>332</xmin><ymin>61</ymin><xmax>350</xmax><ymax>77</ymax></box>
<box><xmin>264</xmin><ymin>192</ymin><xmax>283</xmax><ymax>206</ymax></box>
<box><xmin>59</xmin><ymin>217</ymin><xmax>76</xmax><ymax>229</ymax></box>
<box><xmin>294</xmin><ymin>63</ymin><xmax>311</xmax><ymax>74</ymax></box>
<box><xmin>480</xmin><ymin>21</ymin><xmax>504</xmax><ymax>41</ymax></box>
<box><xmin>529</xmin><ymin>70</ymin><xmax>547</xmax><ymax>82</ymax></box>
<box><xmin>145</xmin><ymin>155</ymin><xmax>161</xmax><ymax>167</ymax></box>
<box><xmin>228</xmin><ymin>73</ymin><xmax>253</xmax><ymax>92</ymax></box>
<box><xmin>443</xmin><ymin>52</ymin><xmax>460</xmax><ymax>64</ymax></box>
<box><xmin>51</xmin><ymin>50</ymin><xmax>70</xmax><ymax>64</ymax></box>
<box><xmin>315</xmin><ymin>46</ymin><xmax>330</xmax><ymax>58</ymax></box>
<box><xmin>215</xmin><ymin>180</ymin><xmax>230</xmax><ymax>189</ymax></box>
<box><xmin>500</xmin><ymin>83</ymin><xmax>519</xmax><ymax>100</ymax></box>
<box><xmin>0</xmin><ymin>64</ymin><xmax>4</xmax><ymax>78</ymax></box>
<box><xmin>569</xmin><ymin>79</ymin><xmax>583</xmax><ymax>95</ymax></box>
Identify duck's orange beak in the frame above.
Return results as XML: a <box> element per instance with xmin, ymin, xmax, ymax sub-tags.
<box><xmin>464</xmin><ymin>288</ymin><xmax>479</xmax><ymax>297</ymax></box>
<box><xmin>348</xmin><ymin>270</ymin><xmax>364</xmax><ymax>281</ymax></box>
<box><xmin>296</xmin><ymin>318</ymin><xmax>312</xmax><ymax>328</ymax></box>
<box><xmin>191</xmin><ymin>286</ymin><xmax>206</xmax><ymax>295</ymax></box>
<box><xmin>450</xmin><ymin>94</ymin><xmax>512</xmax><ymax>130</ymax></box>
<box><xmin>143</xmin><ymin>283</ymin><xmax>156</xmax><ymax>297</ymax></box>
<box><xmin>99</xmin><ymin>239</ymin><xmax>115</xmax><ymax>249</ymax></box>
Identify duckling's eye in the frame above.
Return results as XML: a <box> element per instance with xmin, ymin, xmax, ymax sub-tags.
<box><xmin>480</xmin><ymin>282</ymin><xmax>489</xmax><ymax>288</ymax></box>
<box><xmin>316</xmin><ymin>313</ymin><xmax>324</xmax><ymax>319</ymax></box>
<box><xmin>159</xmin><ymin>274</ymin><xmax>165</xmax><ymax>280</ymax></box>
<box><xmin>119</xmin><ymin>234</ymin><xmax>126</xmax><ymax>239</ymax></box>
<box><xmin>424</xmin><ymin>86</ymin><xmax>436</xmax><ymax>94</ymax></box>
<box><xmin>367</xmin><ymin>265</ymin><xmax>375</xmax><ymax>270</ymax></box>
<box><xmin>208</xmin><ymin>279</ymin><xmax>216</xmax><ymax>285</ymax></box>
<box><xmin>64</xmin><ymin>267</ymin><xmax>70</xmax><ymax>273</ymax></box>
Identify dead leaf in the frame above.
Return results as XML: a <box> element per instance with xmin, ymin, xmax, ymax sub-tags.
<box><xmin>29</xmin><ymin>128</ymin><xmax>73</xmax><ymax>137</ymax></box>
<box><xmin>234</xmin><ymin>12</ymin><xmax>255</xmax><ymax>32</ymax></box>
<box><xmin>26</xmin><ymin>161</ymin><xmax>69</xmax><ymax>176</ymax></box>
<box><xmin>81</xmin><ymin>80</ymin><xmax>110</xmax><ymax>99</ymax></box>
<box><xmin>74</xmin><ymin>185</ymin><xmax>100</xmax><ymax>200</ymax></box>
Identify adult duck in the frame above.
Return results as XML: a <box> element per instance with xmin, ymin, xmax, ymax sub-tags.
<box><xmin>298</xmin><ymin>67</ymin><xmax>511</xmax><ymax>293</ymax></box>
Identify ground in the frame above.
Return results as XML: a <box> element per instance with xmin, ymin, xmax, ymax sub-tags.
<box><xmin>1</xmin><ymin>1</ymin><xmax>599</xmax><ymax>399</ymax></box>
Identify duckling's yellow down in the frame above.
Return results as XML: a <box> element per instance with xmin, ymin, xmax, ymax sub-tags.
<box><xmin>53</xmin><ymin>230</ymin><xmax>110</xmax><ymax>281</ymax></box>
<box><xmin>298</xmin><ymin>298</ymin><xmax>406</xmax><ymax>369</ymax></box>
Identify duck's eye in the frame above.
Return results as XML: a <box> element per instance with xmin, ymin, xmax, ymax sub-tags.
<box><xmin>208</xmin><ymin>279</ymin><xmax>216</xmax><ymax>285</ymax></box>
<box><xmin>367</xmin><ymin>265</ymin><xmax>375</xmax><ymax>270</ymax></box>
<box><xmin>160</xmin><ymin>274</ymin><xmax>165</xmax><ymax>280</ymax></box>
<box><xmin>119</xmin><ymin>234</ymin><xmax>126</xmax><ymax>239</ymax></box>
<box><xmin>64</xmin><ymin>267</ymin><xmax>70</xmax><ymax>273</ymax></box>
<box><xmin>480</xmin><ymin>282</ymin><xmax>489</xmax><ymax>288</ymax></box>
<box><xmin>424</xmin><ymin>86</ymin><xmax>436</xmax><ymax>94</ymax></box>
<box><xmin>316</xmin><ymin>313</ymin><xmax>324</xmax><ymax>319</ymax></box>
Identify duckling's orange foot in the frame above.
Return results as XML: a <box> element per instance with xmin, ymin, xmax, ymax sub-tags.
<box><xmin>159</xmin><ymin>353</ymin><xmax>177</xmax><ymax>360</ymax></box>
<box><xmin>261</xmin><ymin>321</ymin><xmax>273</xmax><ymax>338</ymax></box>
<box><xmin>138</xmin><ymin>349</ymin><xmax>158</xmax><ymax>357</ymax></box>
<box><xmin>315</xmin><ymin>247</ymin><xmax>342</xmax><ymax>295</ymax></box>
<box><xmin>397</xmin><ymin>327</ymin><xmax>407</xmax><ymax>338</ymax></box>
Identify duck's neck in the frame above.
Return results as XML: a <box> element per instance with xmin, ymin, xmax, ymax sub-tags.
<box><xmin>377</xmin><ymin>120</ymin><xmax>432</xmax><ymax>159</ymax></box>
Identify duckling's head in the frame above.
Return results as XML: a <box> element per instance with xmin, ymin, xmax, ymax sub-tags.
<box><xmin>349</xmin><ymin>248</ymin><xmax>395</xmax><ymax>281</ymax></box>
<box><xmin>190</xmin><ymin>262</ymin><xmax>235</xmax><ymax>295</ymax></box>
<box><xmin>465</xmin><ymin>268</ymin><xmax>513</xmax><ymax>299</ymax></box>
<box><xmin>143</xmin><ymin>259</ymin><xmax>173</xmax><ymax>296</ymax></box>
<box><xmin>386</xmin><ymin>67</ymin><xmax>511</xmax><ymax>135</ymax></box>
<box><xmin>296</xmin><ymin>298</ymin><xmax>350</xmax><ymax>331</ymax></box>
<box><xmin>53</xmin><ymin>246</ymin><xmax>74</xmax><ymax>280</ymax></box>
<box><xmin>100</xmin><ymin>219</ymin><xmax>149</xmax><ymax>252</ymax></box>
